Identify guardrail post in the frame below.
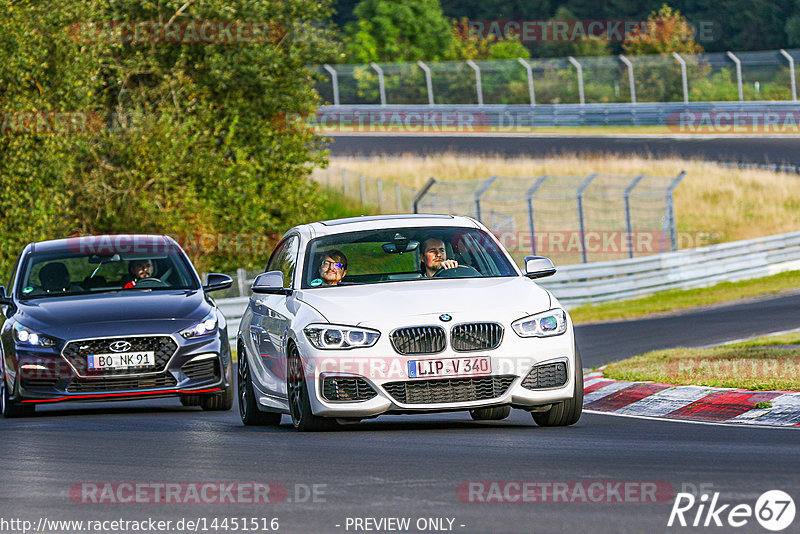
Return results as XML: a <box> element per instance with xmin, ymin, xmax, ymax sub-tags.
<box><xmin>466</xmin><ymin>59</ymin><xmax>483</xmax><ymax>105</ymax></box>
<box><xmin>323</xmin><ymin>64</ymin><xmax>340</xmax><ymax>106</ymax></box>
<box><xmin>417</xmin><ymin>61</ymin><xmax>434</xmax><ymax>105</ymax></box>
<box><xmin>576</xmin><ymin>173</ymin><xmax>598</xmax><ymax>263</ymax></box>
<box><xmin>624</xmin><ymin>174</ymin><xmax>646</xmax><ymax>258</ymax></box>
<box><xmin>377</xmin><ymin>179</ymin><xmax>383</xmax><ymax>212</ymax></box>
<box><xmin>413</xmin><ymin>177</ymin><xmax>436</xmax><ymax>213</ymax></box>
<box><xmin>568</xmin><ymin>56</ymin><xmax>585</xmax><ymax>105</ymax></box>
<box><xmin>359</xmin><ymin>174</ymin><xmax>366</xmax><ymax>206</ymax></box>
<box><xmin>342</xmin><ymin>168</ymin><xmax>349</xmax><ymax>196</ymax></box>
<box><xmin>370</xmin><ymin>62</ymin><xmax>387</xmax><ymax>106</ymax></box>
<box><xmin>236</xmin><ymin>267</ymin><xmax>247</xmax><ymax>297</ymax></box>
<box><xmin>672</xmin><ymin>53</ymin><xmax>689</xmax><ymax>104</ymax></box>
<box><xmin>726</xmin><ymin>51</ymin><xmax>744</xmax><ymax>102</ymax></box>
<box><xmin>474</xmin><ymin>175</ymin><xmax>498</xmax><ymax>222</ymax></box>
<box><xmin>525</xmin><ymin>175</ymin><xmax>549</xmax><ymax>255</ymax></box>
<box><xmin>517</xmin><ymin>58</ymin><xmax>536</xmax><ymax>106</ymax></box>
<box><xmin>665</xmin><ymin>171</ymin><xmax>687</xmax><ymax>251</ymax></box>
<box><xmin>780</xmin><ymin>49</ymin><xmax>797</xmax><ymax>102</ymax></box>
<box><xmin>619</xmin><ymin>55</ymin><xmax>636</xmax><ymax>104</ymax></box>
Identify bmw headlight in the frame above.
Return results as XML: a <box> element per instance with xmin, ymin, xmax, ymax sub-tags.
<box><xmin>512</xmin><ymin>309</ymin><xmax>567</xmax><ymax>338</ymax></box>
<box><xmin>304</xmin><ymin>324</ymin><xmax>380</xmax><ymax>350</ymax></box>
<box><xmin>13</xmin><ymin>323</ymin><xmax>56</xmax><ymax>347</ymax></box>
<box><xmin>180</xmin><ymin>311</ymin><xmax>218</xmax><ymax>339</ymax></box>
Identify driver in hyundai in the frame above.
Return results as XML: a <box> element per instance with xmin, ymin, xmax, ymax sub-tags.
<box><xmin>123</xmin><ymin>258</ymin><xmax>155</xmax><ymax>288</ymax></box>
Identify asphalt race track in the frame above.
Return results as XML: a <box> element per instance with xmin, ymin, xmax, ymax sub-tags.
<box><xmin>328</xmin><ymin>134</ymin><xmax>800</xmax><ymax>166</ymax></box>
<box><xmin>2</xmin><ymin>294</ymin><xmax>798</xmax><ymax>534</ymax></box>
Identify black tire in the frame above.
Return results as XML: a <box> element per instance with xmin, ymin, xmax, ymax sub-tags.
<box><xmin>200</xmin><ymin>363</ymin><xmax>235</xmax><ymax>411</ymax></box>
<box><xmin>1</xmin><ymin>378</ymin><xmax>35</xmax><ymax>418</ymax></box>
<box><xmin>287</xmin><ymin>344</ymin><xmax>337</xmax><ymax>432</ymax></box>
<box><xmin>238</xmin><ymin>345</ymin><xmax>281</xmax><ymax>426</ymax></box>
<box><xmin>180</xmin><ymin>395</ymin><xmax>201</xmax><ymax>407</ymax></box>
<box><xmin>470</xmin><ymin>405</ymin><xmax>511</xmax><ymax>421</ymax></box>
<box><xmin>532</xmin><ymin>344</ymin><xmax>584</xmax><ymax>427</ymax></box>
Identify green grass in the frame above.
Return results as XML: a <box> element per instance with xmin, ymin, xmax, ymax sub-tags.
<box><xmin>603</xmin><ymin>332</ymin><xmax>800</xmax><ymax>391</ymax></box>
<box><xmin>317</xmin><ymin>184</ymin><xmax>379</xmax><ymax>220</ymax></box>
<box><xmin>568</xmin><ymin>270</ymin><xmax>800</xmax><ymax>323</ymax></box>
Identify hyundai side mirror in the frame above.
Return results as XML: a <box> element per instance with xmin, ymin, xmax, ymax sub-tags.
<box><xmin>203</xmin><ymin>273</ymin><xmax>234</xmax><ymax>292</ymax></box>
<box><xmin>251</xmin><ymin>271</ymin><xmax>291</xmax><ymax>295</ymax></box>
<box><xmin>523</xmin><ymin>256</ymin><xmax>557</xmax><ymax>279</ymax></box>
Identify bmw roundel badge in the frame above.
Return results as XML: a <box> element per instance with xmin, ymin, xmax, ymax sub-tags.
<box><xmin>439</xmin><ymin>314</ymin><xmax>452</xmax><ymax>322</ymax></box>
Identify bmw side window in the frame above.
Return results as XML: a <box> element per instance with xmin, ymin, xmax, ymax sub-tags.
<box><xmin>275</xmin><ymin>236</ymin><xmax>299</xmax><ymax>288</ymax></box>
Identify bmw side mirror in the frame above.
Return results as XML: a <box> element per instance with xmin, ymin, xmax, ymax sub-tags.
<box><xmin>252</xmin><ymin>271</ymin><xmax>291</xmax><ymax>295</ymax></box>
<box><xmin>203</xmin><ymin>273</ymin><xmax>233</xmax><ymax>292</ymax></box>
<box><xmin>0</xmin><ymin>286</ymin><xmax>11</xmax><ymax>306</ymax></box>
<box><xmin>524</xmin><ymin>256</ymin><xmax>557</xmax><ymax>279</ymax></box>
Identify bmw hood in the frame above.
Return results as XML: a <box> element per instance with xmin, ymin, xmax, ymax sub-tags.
<box><xmin>13</xmin><ymin>290</ymin><xmax>211</xmax><ymax>339</ymax></box>
<box><xmin>296</xmin><ymin>277</ymin><xmax>553</xmax><ymax>325</ymax></box>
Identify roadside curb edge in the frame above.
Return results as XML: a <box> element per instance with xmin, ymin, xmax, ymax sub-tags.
<box><xmin>582</xmin><ymin>369</ymin><xmax>800</xmax><ymax>427</ymax></box>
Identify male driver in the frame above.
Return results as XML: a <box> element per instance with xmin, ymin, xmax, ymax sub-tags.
<box><xmin>421</xmin><ymin>237</ymin><xmax>458</xmax><ymax>277</ymax></box>
<box><xmin>123</xmin><ymin>259</ymin><xmax>154</xmax><ymax>289</ymax></box>
<box><xmin>319</xmin><ymin>250</ymin><xmax>348</xmax><ymax>286</ymax></box>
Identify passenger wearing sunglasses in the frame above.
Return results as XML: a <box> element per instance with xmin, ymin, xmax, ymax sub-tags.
<box><xmin>319</xmin><ymin>250</ymin><xmax>348</xmax><ymax>286</ymax></box>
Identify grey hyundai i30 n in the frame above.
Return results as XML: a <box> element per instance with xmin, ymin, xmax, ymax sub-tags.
<box><xmin>0</xmin><ymin>235</ymin><xmax>234</xmax><ymax>417</ymax></box>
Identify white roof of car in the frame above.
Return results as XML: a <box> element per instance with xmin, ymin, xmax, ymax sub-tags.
<box><xmin>304</xmin><ymin>214</ymin><xmax>481</xmax><ymax>237</ymax></box>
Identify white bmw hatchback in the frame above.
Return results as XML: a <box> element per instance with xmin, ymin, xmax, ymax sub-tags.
<box><xmin>237</xmin><ymin>214</ymin><xmax>582</xmax><ymax>431</ymax></box>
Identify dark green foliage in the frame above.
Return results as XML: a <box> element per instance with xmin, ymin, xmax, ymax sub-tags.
<box><xmin>1</xmin><ymin>0</ymin><xmax>338</xmax><ymax>276</ymax></box>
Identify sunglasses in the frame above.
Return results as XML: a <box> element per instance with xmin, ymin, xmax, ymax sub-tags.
<box><xmin>322</xmin><ymin>260</ymin><xmax>344</xmax><ymax>270</ymax></box>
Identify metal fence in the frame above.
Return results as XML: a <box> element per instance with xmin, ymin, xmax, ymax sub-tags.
<box><xmin>311</xmin><ymin>166</ymin><xmax>418</xmax><ymax>213</ymax></box>
<box><xmin>313</xmin><ymin>48</ymin><xmax>800</xmax><ymax>106</ymax></box>
<box><xmin>413</xmin><ymin>172</ymin><xmax>685</xmax><ymax>266</ymax></box>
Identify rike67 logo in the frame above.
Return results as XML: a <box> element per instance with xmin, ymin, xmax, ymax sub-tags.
<box><xmin>668</xmin><ymin>490</ymin><xmax>795</xmax><ymax>531</ymax></box>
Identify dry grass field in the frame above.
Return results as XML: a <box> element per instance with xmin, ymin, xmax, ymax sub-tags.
<box><xmin>330</xmin><ymin>153</ymin><xmax>800</xmax><ymax>246</ymax></box>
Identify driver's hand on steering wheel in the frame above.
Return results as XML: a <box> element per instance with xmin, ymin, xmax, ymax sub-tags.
<box><xmin>439</xmin><ymin>259</ymin><xmax>459</xmax><ymax>270</ymax></box>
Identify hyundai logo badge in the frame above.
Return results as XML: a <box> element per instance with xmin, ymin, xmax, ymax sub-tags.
<box><xmin>109</xmin><ymin>340</ymin><xmax>132</xmax><ymax>353</ymax></box>
<box><xmin>439</xmin><ymin>314</ymin><xmax>452</xmax><ymax>322</ymax></box>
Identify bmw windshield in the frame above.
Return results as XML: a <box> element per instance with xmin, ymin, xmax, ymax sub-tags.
<box><xmin>17</xmin><ymin>248</ymin><xmax>199</xmax><ymax>298</ymax></box>
<box><xmin>301</xmin><ymin>227</ymin><xmax>517</xmax><ymax>288</ymax></box>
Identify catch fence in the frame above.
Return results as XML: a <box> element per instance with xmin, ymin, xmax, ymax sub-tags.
<box><xmin>313</xmin><ymin>49</ymin><xmax>800</xmax><ymax>106</ymax></box>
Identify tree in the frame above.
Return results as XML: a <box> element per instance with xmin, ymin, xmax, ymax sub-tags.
<box><xmin>0</xmin><ymin>0</ymin><xmax>338</xmax><ymax>275</ymax></box>
<box><xmin>343</xmin><ymin>0</ymin><xmax>463</xmax><ymax>63</ymax></box>
<box><xmin>622</xmin><ymin>4</ymin><xmax>706</xmax><ymax>102</ymax></box>
<box><xmin>623</xmin><ymin>4</ymin><xmax>703</xmax><ymax>56</ymax></box>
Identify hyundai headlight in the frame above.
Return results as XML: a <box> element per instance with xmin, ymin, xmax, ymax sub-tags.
<box><xmin>512</xmin><ymin>309</ymin><xmax>567</xmax><ymax>338</ymax></box>
<box><xmin>304</xmin><ymin>324</ymin><xmax>380</xmax><ymax>350</ymax></box>
<box><xmin>13</xmin><ymin>323</ymin><xmax>56</xmax><ymax>347</ymax></box>
<box><xmin>180</xmin><ymin>311</ymin><xmax>218</xmax><ymax>339</ymax></box>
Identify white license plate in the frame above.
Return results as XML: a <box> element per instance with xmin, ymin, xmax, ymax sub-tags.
<box><xmin>87</xmin><ymin>351</ymin><xmax>156</xmax><ymax>370</ymax></box>
<box><xmin>408</xmin><ymin>357</ymin><xmax>491</xmax><ymax>378</ymax></box>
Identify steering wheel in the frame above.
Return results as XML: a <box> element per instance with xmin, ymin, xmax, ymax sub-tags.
<box><xmin>432</xmin><ymin>265</ymin><xmax>481</xmax><ymax>278</ymax></box>
<box><xmin>133</xmin><ymin>277</ymin><xmax>168</xmax><ymax>288</ymax></box>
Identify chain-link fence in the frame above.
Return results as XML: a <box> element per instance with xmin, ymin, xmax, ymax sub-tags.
<box><xmin>313</xmin><ymin>49</ymin><xmax>800</xmax><ymax>106</ymax></box>
<box><xmin>413</xmin><ymin>172</ymin><xmax>686</xmax><ymax>266</ymax></box>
